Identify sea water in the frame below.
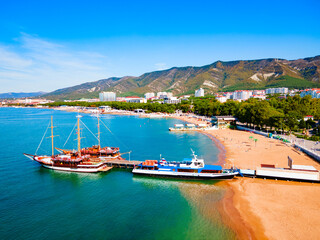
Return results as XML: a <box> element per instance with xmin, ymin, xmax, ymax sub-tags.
<box><xmin>0</xmin><ymin>107</ymin><xmax>235</xmax><ymax>240</ymax></box>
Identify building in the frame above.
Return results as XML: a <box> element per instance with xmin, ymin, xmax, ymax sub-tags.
<box><xmin>180</xmin><ymin>95</ymin><xmax>191</xmax><ymax>100</ymax></box>
<box><xmin>144</xmin><ymin>92</ymin><xmax>155</xmax><ymax>99</ymax></box>
<box><xmin>232</xmin><ymin>90</ymin><xmax>253</xmax><ymax>101</ymax></box>
<box><xmin>164</xmin><ymin>97</ymin><xmax>181</xmax><ymax>104</ymax></box>
<box><xmin>300</xmin><ymin>89</ymin><xmax>320</xmax><ymax>98</ymax></box>
<box><xmin>211</xmin><ymin>116</ymin><xmax>237</xmax><ymax>129</ymax></box>
<box><xmin>134</xmin><ymin>109</ymin><xmax>146</xmax><ymax>113</ymax></box>
<box><xmin>250</xmin><ymin>95</ymin><xmax>266</xmax><ymax>100</ymax></box>
<box><xmin>125</xmin><ymin>97</ymin><xmax>147</xmax><ymax>103</ymax></box>
<box><xmin>266</xmin><ymin>88</ymin><xmax>288</xmax><ymax>95</ymax></box>
<box><xmin>99</xmin><ymin>106</ymin><xmax>112</xmax><ymax>112</ymax></box>
<box><xmin>195</xmin><ymin>88</ymin><xmax>204</xmax><ymax>97</ymax></box>
<box><xmin>99</xmin><ymin>92</ymin><xmax>116</xmax><ymax>101</ymax></box>
<box><xmin>14</xmin><ymin>98</ymin><xmax>53</xmax><ymax>105</ymax></box>
<box><xmin>216</xmin><ymin>95</ymin><xmax>228</xmax><ymax>103</ymax></box>
<box><xmin>303</xmin><ymin>115</ymin><xmax>314</xmax><ymax>121</ymax></box>
<box><xmin>116</xmin><ymin>97</ymin><xmax>126</xmax><ymax>102</ymax></box>
<box><xmin>157</xmin><ymin>92</ymin><xmax>173</xmax><ymax>99</ymax></box>
<box><xmin>253</xmin><ymin>90</ymin><xmax>265</xmax><ymax>95</ymax></box>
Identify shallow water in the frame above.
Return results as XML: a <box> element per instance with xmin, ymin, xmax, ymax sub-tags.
<box><xmin>0</xmin><ymin>107</ymin><xmax>235</xmax><ymax>239</ymax></box>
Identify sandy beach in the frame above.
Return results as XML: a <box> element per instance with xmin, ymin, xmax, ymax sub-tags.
<box><xmin>172</xmin><ymin>115</ymin><xmax>320</xmax><ymax>239</ymax></box>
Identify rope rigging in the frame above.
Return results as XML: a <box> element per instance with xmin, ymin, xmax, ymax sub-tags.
<box><xmin>63</xmin><ymin>122</ymin><xmax>77</xmax><ymax>148</ymax></box>
<box><xmin>35</xmin><ymin>121</ymin><xmax>51</xmax><ymax>155</ymax></box>
<box><xmin>80</xmin><ymin>119</ymin><xmax>99</xmax><ymax>142</ymax></box>
<box><xmin>99</xmin><ymin>118</ymin><xmax>131</xmax><ymax>150</ymax></box>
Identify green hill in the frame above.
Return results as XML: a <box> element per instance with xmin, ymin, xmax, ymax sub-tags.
<box><xmin>44</xmin><ymin>56</ymin><xmax>320</xmax><ymax>100</ymax></box>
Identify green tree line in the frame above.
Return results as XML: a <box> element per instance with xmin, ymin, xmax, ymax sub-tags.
<box><xmin>45</xmin><ymin>95</ymin><xmax>320</xmax><ymax>132</ymax></box>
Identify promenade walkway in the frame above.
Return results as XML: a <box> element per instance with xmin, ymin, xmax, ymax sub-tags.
<box><xmin>236</xmin><ymin>125</ymin><xmax>320</xmax><ymax>162</ymax></box>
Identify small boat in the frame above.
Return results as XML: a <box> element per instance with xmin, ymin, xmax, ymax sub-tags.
<box><xmin>132</xmin><ymin>150</ymin><xmax>238</xmax><ymax>180</ymax></box>
<box><xmin>24</xmin><ymin>115</ymin><xmax>108</xmax><ymax>173</ymax></box>
<box><xmin>169</xmin><ymin>124</ymin><xmax>218</xmax><ymax>131</ymax></box>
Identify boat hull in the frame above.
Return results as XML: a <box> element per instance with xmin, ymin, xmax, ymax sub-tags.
<box><xmin>41</xmin><ymin>164</ymin><xmax>105</xmax><ymax>173</ymax></box>
<box><xmin>132</xmin><ymin>169</ymin><xmax>237</xmax><ymax>180</ymax></box>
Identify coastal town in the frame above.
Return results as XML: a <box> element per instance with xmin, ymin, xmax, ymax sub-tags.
<box><xmin>2</xmin><ymin>87</ymin><xmax>320</xmax><ymax>106</ymax></box>
<box><xmin>2</xmin><ymin>1</ymin><xmax>320</xmax><ymax>239</ymax></box>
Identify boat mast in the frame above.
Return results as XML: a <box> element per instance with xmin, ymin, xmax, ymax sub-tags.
<box><xmin>77</xmin><ymin>115</ymin><xmax>82</xmax><ymax>156</ymax></box>
<box><xmin>97</xmin><ymin>114</ymin><xmax>101</xmax><ymax>150</ymax></box>
<box><xmin>50</xmin><ymin>116</ymin><xmax>55</xmax><ymax>156</ymax></box>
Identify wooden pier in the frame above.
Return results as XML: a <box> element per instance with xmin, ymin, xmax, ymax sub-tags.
<box><xmin>105</xmin><ymin>159</ymin><xmax>142</xmax><ymax>169</ymax></box>
<box><xmin>98</xmin><ymin>166</ymin><xmax>113</xmax><ymax>172</ymax></box>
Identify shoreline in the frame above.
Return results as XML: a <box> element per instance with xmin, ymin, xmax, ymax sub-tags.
<box><xmin>170</xmin><ymin>113</ymin><xmax>320</xmax><ymax>239</ymax></box>
<box><xmin>9</xmin><ymin>106</ymin><xmax>320</xmax><ymax>239</ymax></box>
<box><xmin>170</xmin><ymin>115</ymin><xmax>257</xmax><ymax>239</ymax></box>
<box><xmin>205</xmin><ymin>128</ymin><xmax>320</xmax><ymax>240</ymax></box>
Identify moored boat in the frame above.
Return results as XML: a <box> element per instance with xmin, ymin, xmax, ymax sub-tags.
<box><xmin>24</xmin><ymin>153</ymin><xmax>107</xmax><ymax>173</ymax></box>
<box><xmin>23</xmin><ymin>115</ymin><xmax>109</xmax><ymax>173</ymax></box>
<box><xmin>132</xmin><ymin>150</ymin><xmax>238</xmax><ymax>180</ymax></box>
<box><xmin>56</xmin><ymin>114</ymin><xmax>123</xmax><ymax>160</ymax></box>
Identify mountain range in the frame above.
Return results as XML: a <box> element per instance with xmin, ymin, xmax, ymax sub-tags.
<box><xmin>43</xmin><ymin>56</ymin><xmax>320</xmax><ymax>100</ymax></box>
<box><xmin>0</xmin><ymin>92</ymin><xmax>46</xmax><ymax>99</ymax></box>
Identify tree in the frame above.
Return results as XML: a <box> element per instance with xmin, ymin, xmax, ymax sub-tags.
<box><xmin>299</xmin><ymin>119</ymin><xmax>306</xmax><ymax>129</ymax></box>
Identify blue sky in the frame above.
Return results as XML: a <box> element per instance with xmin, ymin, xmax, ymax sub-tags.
<box><xmin>0</xmin><ymin>0</ymin><xmax>320</xmax><ymax>92</ymax></box>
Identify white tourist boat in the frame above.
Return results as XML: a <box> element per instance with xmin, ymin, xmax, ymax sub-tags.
<box><xmin>133</xmin><ymin>150</ymin><xmax>238</xmax><ymax>180</ymax></box>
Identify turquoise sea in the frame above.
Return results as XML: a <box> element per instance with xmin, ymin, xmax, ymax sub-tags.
<box><xmin>0</xmin><ymin>107</ymin><xmax>235</xmax><ymax>240</ymax></box>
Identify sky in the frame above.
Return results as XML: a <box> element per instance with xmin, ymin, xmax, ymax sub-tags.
<box><xmin>0</xmin><ymin>0</ymin><xmax>320</xmax><ymax>92</ymax></box>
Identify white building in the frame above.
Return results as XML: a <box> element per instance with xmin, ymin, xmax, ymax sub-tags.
<box><xmin>164</xmin><ymin>97</ymin><xmax>181</xmax><ymax>104</ymax></box>
<box><xmin>195</xmin><ymin>88</ymin><xmax>204</xmax><ymax>97</ymax></box>
<box><xmin>266</xmin><ymin>87</ymin><xmax>288</xmax><ymax>95</ymax></box>
<box><xmin>125</xmin><ymin>97</ymin><xmax>147</xmax><ymax>103</ymax></box>
<box><xmin>216</xmin><ymin>95</ymin><xmax>228</xmax><ymax>103</ymax></box>
<box><xmin>99</xmin><ymin>92</ymin><xmax>116</xmax><ymax>101</ymax></box>
<box><xmin>251</xmin><ymin>95</ymin><xmax>266</xmax><ymax>100</ymax></box>
<box><xmin>144</xmin><ymin>92</ymin><xmax>155</xmax><ymax>99</ymax></box>
<box><xmin>303</xmin><ymin>115</ymin><xmax>314</xmax><ymax>121</ymax></box>
<box><xmin>253</xmin><ymin>90</ymin><xmax>266</xmax><ymax>95</ymax></box>
<box><xmin>215</xmin><ymin>92</ymin><xmax>233</xmax><ymax>102</ymax></box>
<box><xmin>157</xmin><ymin>92</ymin><xmax>173</xmax><ymax>99</ymax></box>
<box><xmin>99</xmin><ymin>106</ymin><xmax>112</xmax><ymax>112</ymax></box>
<box><xmin>232</xmin><ymin>90</ymin><xmax>253</xmax><ymax>101</ymax></box>
<box><xmin>180</xmin><ymin>95</ymin><xmax>191</xmax><ymax>99</ymax></box>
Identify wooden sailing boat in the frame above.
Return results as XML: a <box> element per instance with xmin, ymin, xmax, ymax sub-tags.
<box><xmin>56</xmin><ymin>114</ymin><xmax>122</xmax><ymax>159</ymax></box>
<box><xmin>24</xmin><ymin>115</ymin><xmax>109</xmax><ymax>173</ymax></box>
